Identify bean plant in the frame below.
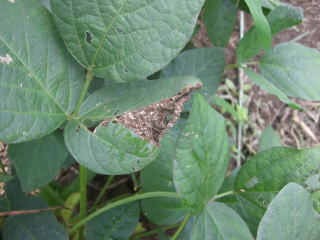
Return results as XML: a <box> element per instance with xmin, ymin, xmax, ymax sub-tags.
<box><xmin>0</xmin><ymin>0</ymin><xmax>319</xmax><ymax>239</ymax></box>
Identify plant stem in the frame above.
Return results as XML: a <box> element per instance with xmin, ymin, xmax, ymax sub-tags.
<box><xmin>212</xmin><ymin>191</ymin><xmax>235</xmax><ymax>200</ymax></box>
<box><xmin>224</xmin><ymin>63</ymin><xmax>240</xmax><ymax>70</ymax></box>
<box><xmin>73</xmin><ymin>69</ymin><xmax>94</xmax><ymax>116</ymax></box>
<box><xmin>171</xmin><ymin>214</ymin><xmax>191</xmax><ymax>240</ymax></box>
<box><xmin>130</xmin><ymin>223</ymin><xmax>180</xmax><ymax>239</ymax></box>
<box><xmin>69</xmin><ymin>192</ymin><xmax>181</xmax><ymax>234</ymax></box>
<box><xmin>79</xmin><ymin>165</ymin><xmax>87</xmax><ymax>239</ymax></box>
<box><xmin>90</xmin><ymin>176</ymin><xmax>114</xmax><ymax>211</ymax></box>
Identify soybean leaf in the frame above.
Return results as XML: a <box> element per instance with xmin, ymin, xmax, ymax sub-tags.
<box><xmin>243</xmin><ymin>0</ymin><xmax>271</xmax><ymax>50</ymax></box>
<box><xmin>203</xmin><ymin>0</ymin><xmax>237</xmax><ymax>46</ymax></box>
<box><xmin>141</xmin><ymin>136</ymin><xmax>187</xmax><ymax>225</ymax></box>
<box><xmin>235</xmin><ymin>147</ymin><xmax>320</xmax><ymax>193</ymax></box>
<box><xmin>160</xmin><ymin>48</ymin><xmax>225</xmax><ymax>103</ymax></box>
<box><xmin>260</xmin><ymin>43</ymin><xmax>320</xmax><ymax>101</ymax></box>
<box><xmin>179</xmin><ymin>202</ymin><xmax>253</xmax><ymax>240</ymax></box>
<box><xmin>244</xmin><ymin>68</ymin><xmax>301</xmax><ymax>110</ymax></box>
<box><xmin>51</xmin><ymin>0</ymin><xmax>205</xmax><ymax>81</ymax></box>
<box><xmin>259</xmin><ymin>126</ymin><xmax>282</xmax><ymax>151</ymax></box>
<box><xmin>237</xmin><ymin>5</ymin><xmax>303</xmax><ymax>62</ymax></box>
<box><xmin>79</xmin><ymin>76</ymin><xmax>201</xmax><ymax>120</ymax></box>
<box><xmin>257</xmin><ymin>183</ymin><xmax>320</xmax><ymax>240</ymax></box>
<box><xmin>85</xmin><ymin>202</ymin><xmax>139</xmax><ymax>240</ymax></box>
<box><xmin>312</xmin><ymin>192</ymin><xmax>320</xmax><ymax>213</ymax></box>
<box><xmin>0</xmin><ymin>179</ymin><xmax>68</xmax><ymax>240</ymax></box>
<box><xmin>64</xmin><ymin>120</ymin><xmax>159</xmax><ymax>175</ymax></box>
<box><xmin>8</xmin><ymin>131</ymin><xmax>68</xmax><ymax>192</ymax></box>
<box><xmin>173</xmin><ymin>93</ymin><xmax>229</xmax><ymax>212</ymax></box>
<box><xmin>0</xmin><ymin>0</ymin><xmax>83</xmax><ymax>143</ymax></box>
<box><xmin>0</xmin><ymin>174</ymin><xmax>13</xmax><ymax>183</ymax></box>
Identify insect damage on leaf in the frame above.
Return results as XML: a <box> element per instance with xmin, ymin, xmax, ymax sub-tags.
<box><xmin>0</xmin><ymin>54</ymin><xmax>13</xmax><ymax>64</ymax></box>
<box><xmin>100</xmin><ymin>83</ymin><xmax>202</xmax><ymax>145</ymax></box>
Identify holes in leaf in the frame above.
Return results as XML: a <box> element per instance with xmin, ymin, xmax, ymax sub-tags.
<box><xmin>85</xmin><ymin>31</ymin><xmax>93</xmax><ymax>44</ymax></box>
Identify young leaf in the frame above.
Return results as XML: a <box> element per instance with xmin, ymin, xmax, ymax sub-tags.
<box><xmin>243</xmin><ymin>0</ymin><xmax>271</xmax><ymax>50</ymax></box>
<box><xmin>244</xmin><ymin>68</ymin><xmax>302</xmax><ymax>110</ymax></box>
<box><xmin>179</xmin><ymin>202</ymin><xmax>253</xmax><ymax>240</ymax></box>
<box><xmin>0</xmin><ymin>0</ymin><xmax>84</xmax><ymax>143</ymax></box>
<box><xmin>141</xmin><ymin>136</ymin><xmax>187</xmax><ymax>225</ymax></box>
<box><xmin>203</xmin><ymin>0</ymin><xmax>237</xmax><ymax>47</ymax></box>
<box><xmin>79</xmin><ymin>76</ymin><xmax>202</xmax><ymax>120</ymax></box>
<box><xmin>0</xmin><ymin>179</ymin><xmax>68</xmax><ymax>240</ymax></box>
<box><xmin>160</xmin><ymin>48</ymin><xmax>225</xmax><ymax>103</ymax></box>
<box><xmin>260</xmin><ymin>43</ymin><xmax>320</xmax><ymax>101</ymax></box>
<box><xmin>85</xmin><ymin>202</ymin><xmax>139</xmax><ymax>240</ymax></box>
<box><xmin>173</xmin><ymin>93</ymin><xmax>229</xmax><ymax>212</ymax></box>
<box><xmin>8</xmin><ymin>131</ymin><xmax>68</xmax><ymax>192</ymax></box>
<box><xmin>51</xmin><ymin>0</ymin><xmax>205</xmax><ymax>81</ymax></box>
<box><xmin>257</xmin><ymin>183</ymin><xmax>320</xmax><ymax>240</ymax></box>
<box><xmin>259</xmin><ymin>126</ymin><xmax>282</xmax><ymax>151</ymax></box>
<box><xmin>64</xmin><ymin>121</ymin><xmax>159</xmax><ymax>175</ymax></box>
<box><xmin>237</xmin><ymin>5</ymin><xmax>303</xmax><ymax>62</ymax></box>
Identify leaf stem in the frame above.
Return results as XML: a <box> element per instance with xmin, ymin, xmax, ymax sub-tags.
<box><xmin>79</xmin><ymin>165</ymin><xmax>87</xmax><ymax>239</ymax></box>
<box><xmin>73</xmin><ymin>69</ymin><xmax>94</xmax><ymax>116</ymax></box>
<box><xmin>171</xmin><ymin>214</ymin><xmax>191</xmax><ymax>240</ymax></box>
<box><xmin>212</xmin><ymin>191</ymin><xmax>235</xmax><ymax>200</ymax></box>
<box><xmin>224</xmin><ymin>63</ymin><xmax>240</xmax><ymax>70</ymax></box>
<box><xmin>90</xmin><ymin>176</ymin><xmax>114</xmax><ymax>211</ymax></box>
<box><xmin>69</xmin><ymin>191</ymin><xmax>181</xmax><ymax>234</ymax></box>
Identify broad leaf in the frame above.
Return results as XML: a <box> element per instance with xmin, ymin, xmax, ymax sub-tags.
<box><xmin>235</xmin><ymin>147</ymin><xmax>320</xmax><ymax>193</ymax></box>
<box><xmin>0</xmin><ymin>174</ymin><xmax>13</xmax><ymax>183</ymax></box>
<box><xmin>79</xmin><ymin>76</ymin><xmax>202</xmax><ymax>120</ymax></box>
<box><xmin>237</xmin><ymin>5</ymin><xmax>303</xmax><ymax>62</ymax></box>
<box><xmin>141</xmin><ymin>136</ymin><xmax>186</xmax><ymax>225</ymax></box>
<box><xmin>257</xmin><ymin>183</ymin><xmax>320</xmax><ymax>240</ymax></box>
<box><xmin>243</xmin><ymin>0</ymin><xmax>271</xmax><ymax>50</ymax></box>
<box><xmin>64</xmin><ymin>120</ymin><xmax>159</xmax><ymax>175</ymax></box>
<box><xmin>0</xmin><ymin>179</ymin><xmax>68</xmax><ymax>240</ymax></box>
<box><xmin>244</xmin><ymin>68</ymin><xmax>301</xmax><ymax>110</ymax></box>
<box><xmin>173</xmin><ymin>93</ymin><xmax>229</xmax><ymax>211</ymax></box>
<box><xmin>260</xmin><ymin>43</ymin><xmax>320</xmax><ymax>101</ymax></box>
<box><xmin>0</xmin><ymin>0</ymin><xmax>83</xmax><ymax>143</ymax></box>
<box><xmin>51</xmin><ymin>0</ymin><xmax>205</xmax><ymax>81</ymax></box>
<box><xmin>259</xmin><ymin>126</ymin><xmax>281</xmax><ymax>151</ymax></box>
<box><xmin>85</xmin><ymin>202</ymin><xmax>139</xmax><ymax>240</ymax></box>
<box><xmin>179</xmin><ymin>202</ymin><xmax>253</xmax><ymax>240</ymax></box>
<box><xmin>8</xmin><ymin>131</ymin><xmax>68</xmax><ymax>192</ymax></box>
<box><xmin>203</xmin><ymin>0</ymin><xmax>237</xmax><ymax>46</ymax></box>
<box><xmin>160</xmin><ymin>48</ymin><xmax>225</xmax><ymax>103</ymax></box>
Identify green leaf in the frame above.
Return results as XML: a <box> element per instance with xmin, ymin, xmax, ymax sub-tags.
<box><xmin>260</xmin><ymin>43</ymin><xmax>320</xmax><ymax>101</ymax></box>
<box><xmin>51</xmin><ymin>0</ymin><xmax>205</xmax><ymax>81</ymax></box>
<box><xmin>244</xmin><ymin>68</ymin><xmax>302</xmax><ymax>110</ymax></box>
<box><xmin>79</xmin><ymin>76</ymin><xmax>202</xmax><ymax>120</ymax></box>
<box><xmin>180</xmin><ymin>202</ymin><xmax>253</xmax><ymax>240</ymax></box>
<box><xmin>173</xmin><ymin>93</ymin><xmax>229</xmax><ymax>211</ymax></box>
<box><xmin>259</xmin><ymin>126</ymin><xmax>282</xmax><ymax>151</ymax></box>
<box><xmin>235</xmin><ymin>147</ymin><xmax>320</xmax><ymax>193</ymax></box>
<box><xmin>237</xmin><ymin>5</ymin><xmax>303</xmax><ymax>62</ymax></box>
<box><xmin>0</xmin><ymin>174</ymin><xmax>13</xmax><ymax>183</ymax></box>
<box><xmin>160</xmin><ymin>48</ymin><xmax>225</xmax><ymax>102</ymax></box>
<box><xmin>8</xmin><ymin>131</ymin><xmax>68</xmax><ymax>192</ymax></box>
<box><xmin>0</xmin><ymin>179</ymin><xmax>68</xmax><ymax>240</ymax></box>
<box><xmin>85</xmin><ymin>202</ymin><xmax>139</xmax><ymax>240</ymax></box>
<box><xmin>203</xmin><ymin>0</ymin><xmax>237</xmax><ymax>46</ymax></box>
<box><xmin>257</xmin><ymin>183</ymin><xmax>320</xmax><ymax>240</ymax></box>
<box><xmin>0</xmin><ymin>0</ymin><xmax>84</xmax><ymax>143</ymax></box>
<box><xmin>243</xmin><ymin>0</ymin><xmax>271</xmax><ymax>50</ymax></box>
<box><xmin>141</xmin><ymin>136</ymin><xmax>187</xmax><ymax>225</ymax></box>
<box><xmin>64</xmin><ymin>120</ymin><xmax>159</xmax><ymax>175</ymax></box>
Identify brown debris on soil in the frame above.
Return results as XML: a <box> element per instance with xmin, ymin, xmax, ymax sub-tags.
<box><xmin>114</xmin><ymin>83</ymin><xmax>202</xmax><ymax>146</ymax></box>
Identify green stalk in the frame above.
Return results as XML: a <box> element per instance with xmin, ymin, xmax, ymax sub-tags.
<box><xmin>69</xmin><ymin>192</ymin><xmax>181</xmax><ymax>234</ymax></box>
<box><xmin>130</xmin><ymin>223</ymin><xmax>180</xmax><ymax>239</ymax></box>
<box><xmin>90</xmin><ymin>176</ymin><xmax>114</xmax><ymax>211</ymax></box>
<box><xmin>73</xmin><ymin>69</ymin><xmax>94</xmax><ymax>116</ymax></box>
<box><xmin>212</xmin><ymin>191</ymin><xmax>235</xmax><ymax>200</ymax></box>
<box><xmin>79</xmin><ymin>165</ymin><xmax>87</xmax><ymax>239</ymax></box>
<box><xmin>171</xmin><ymin>214</ymin><xmax>191</xmax><ymax>240</ymax></box>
